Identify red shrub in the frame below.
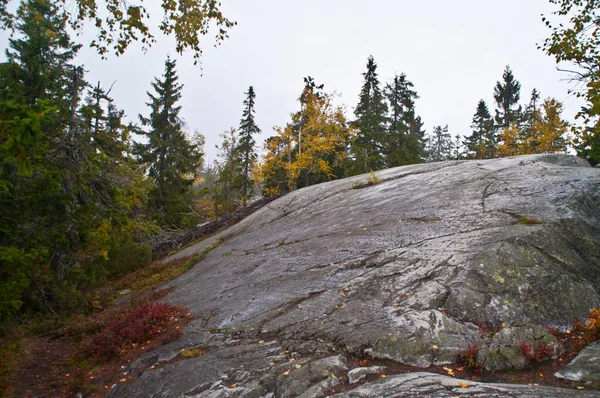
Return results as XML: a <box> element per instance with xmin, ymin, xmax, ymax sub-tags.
<box><xmin>544</xmin><ymin>326</ymin><xmax>560</xmax><ymax>339</ymax></box>
<box><xmin>83</xmin><ymin>302</ymin><xmax>183</xmax><ymax>360</ymax></box>
<box><xmin>458</xmin><ymin>343</ymin><xmax>484</xmax><ymax>373</ymax></box>
<box><xmin>519</xmin><ymin>341</ymin><xmax>534</xmax><ymax>360</ymax></box>
<box><xmin>519</xmin><ymin>341</ymin><xmax>554</xmax><ymax>362</ymax></box>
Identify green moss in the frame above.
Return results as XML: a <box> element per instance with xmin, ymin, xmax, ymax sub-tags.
<box><xmin>518</xmin><ymin>216</ymin><xmax>543</xmax><ymax>225</ymax></box>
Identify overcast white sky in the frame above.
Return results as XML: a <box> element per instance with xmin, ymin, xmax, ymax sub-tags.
<box><xmin>1</xmin><ymin>0</ymin><xmax>582</xmax><ymax>162</ymax></box>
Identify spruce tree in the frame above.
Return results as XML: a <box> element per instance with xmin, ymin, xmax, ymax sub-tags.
<box><xmin>352</xmin><ymin>56</ymin><xmax>388</xmax><ymax>173</ymax></box>
<box><xmin>494</xmin><ymin>65</ymin><xmax>522</xmax><ymax>129</ymax></box>
<box><xmin>520</xmin><ymin>89</ymin><xmax>541</xmax><ymax>154</ymax></box>
<box><xmin>0</xmin><ymin>0</ymin><xmax>154</xmax><ymax>316</ymax></box>
<box><xmin>428</xmin><ymin>125</ymin><xmax>452</xmax><ymax>162</ymax></box>
<box><xmin>137</xmin><ymin>57</ymin><xmax>202</xmax><ymax>228</ymax></box>
<box><xmin>3</xmin><ymin>0</ymin><xmax>81</xmax><ymax>108</ymax></box>
<box><xmin>383</xmin><ymin>73</ymin><xmax>424</xmax><ymax>167</ymax></box>
<box><xmin>464</xmin><ymin>100</ymin><xmax>494</xmax><ymax>159</ymax></box>
<box><xmin>213</xmin><ymin>128</ymin><xmax>240</xmax><ymax>215</ymax></box>
<box><xmin>234</xmin><ymin>86</ymin><xmax>260</xmax><ymax>203</ymax></box>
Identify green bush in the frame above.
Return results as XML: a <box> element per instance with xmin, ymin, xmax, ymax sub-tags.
<box><xmin>0</xmin><ymin>247</ymin><xmax>34</xmax><ymax>321</ymax></box>
<box><xmin>107</xmin><ymin>241</ymin><xmax>152</xmax><ymax>278</ymax></box>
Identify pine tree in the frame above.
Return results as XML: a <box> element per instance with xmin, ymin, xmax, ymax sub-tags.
<box><xmin>137</xmin><ymin>57</ymin><xmax>202</xmax><ymax>228</ymax></box>
<box><xmin>234</xmin><ymin>86</ymin><xmax>260</xmax><ymax>203</ymax></box>
<box><xmin>464</xmin><ymin>100</ymin><xmax>494</xmax><ymax>159</ymax></box>
<box><xmin>428</xmin><ymin>125</ymin><xmax>452</xmax><ymax>162</ymax></box>
<box><xmin>494</xmin><ymin>65</ymin><xmax>522</xmax><ymax>129</ymax></box>
<box><xmin>352</xmin><ymin>56</ymin><xmax>388</xmax><ymax>173</ymax></box>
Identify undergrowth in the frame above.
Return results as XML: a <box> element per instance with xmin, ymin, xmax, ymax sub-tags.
<box><xmin>572</xmin><ymin>307</ymin><xmax>600</xmax><ymax>350</ymax></box>
<box><xmin>81</xmin><ymin>301</ymin><xmax>188</xmax><ymax>361</ymax></box>
<box><xmin>458</xmin><ymin>343</ymin><xmax>484</xmax><ymax>373</ymax></box>
<box><xmin>519</xmin><ymin>341</ymin><xmax>554</xmax><ymax>362</ymax></box>
<box><xmin>352</xmin><ymin>170</ymin><xmax>382</xmax><ymax>189</ymax></box>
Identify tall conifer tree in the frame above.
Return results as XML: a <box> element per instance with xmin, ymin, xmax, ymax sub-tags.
<box><xmin>428</xmin><ymin>125</ymin><xmax>452</xmax><ymax>162</ymax></box>
<box><xmin>494</xmin><ymin>65</ymin><xmax>522</xmax><ymax>129</ymax></box>
<box><xmin>234</xmin><ymin>86</ymin><xmax>260</xmax><ymax>203</ymax></box>
<box><xmin>464</xmin><ymin>100</ymin><xmax>494</xmax><ymax>159</ymax></box>
<box><xmin>3</xmin><ymin>0</ymin><xmax>80</xmax><ymax>108</ymax></box>
<box><xmin>352</xmin><ymin>55</ymin><xmax>388</xmax><ymax>173</ymax></box>
<box><xmin>137</xmin><ymin>57</ymin><xmax>202</xmax><ymax>228</ymax></box>
<box><xmin>383</xmin><ymin>73</ymin><xmax>425</xmax><ymax>166</ymax></box>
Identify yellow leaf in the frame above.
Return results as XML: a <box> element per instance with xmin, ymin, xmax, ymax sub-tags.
<box><xmin>258</xmin><ymin>340</ymin><xmax>265</xmax><ymax>344</ymax></box>
<box><xmin>459</xmin><ymin>382</ymin><xmax>469</xmax><ymax>388</ymax></box>
<box><xmin>230</xmin><ymin>384</ymin><xmax>237</xmax><ymax>388</ymax></box>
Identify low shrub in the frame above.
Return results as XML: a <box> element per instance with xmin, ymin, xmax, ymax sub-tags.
<box><xmin>367</xmin><ymin>170</ymin><xmax>382</xmax><ymax>186</ymax></box>
<box><xmin>458</xmin><ymin>343</ymin><xmax>484</xmax><ymax>373</ymax></box>
<box><xmin>573</xmin><ymin>307</ymin><xmax>600</xmax><ymax>348</ymax></box>
<box><xmin>544</xmin><ymin>326</ymin><xmax>560</xmax><ymax>339</ymax></box>
<box><xmin>82</xmin><ymin>301</ymin><xmax>185</xmax><ymax>360</ymax></box>
<box><xmin>519</xmin><ymin>341</ymin><xmax>554</xmax><ymax>362</ymax></box>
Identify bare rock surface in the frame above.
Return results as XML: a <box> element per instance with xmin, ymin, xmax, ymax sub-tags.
<box><xmin>330</xmin><ymin>372</ymin><xmax>600</xmax><ymax>397</ymax></box>
<box><xmin>111</xmin><ymin>154</ymin><xmax>600</xmax><ymax>397</ymax></box>
<box><xmin>556</xmin><ymin>341</ymin><xmax>600</xmax><ymax>382</ymax></box>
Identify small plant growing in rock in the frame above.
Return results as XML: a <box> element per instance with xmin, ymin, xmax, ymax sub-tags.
<box><xmin>458</xmin><ymin>343</ymin><xmax>484</xmax><ymax>373</ymax></box>
<box><xmin>476</xmin><ymin>322</ymin><xmax>493</xmax><ymax>339</ymax></box>
<box><xmin>518</xmin><ymin>216</ymin><xmax>543</xmax><ymax>225</ymax></box>
<box><xmin>352</xmin><ymin>171</ymin><xmax>382</xmax><ymax>189</ymax></box>
<box><xmin>519</xmin><ymin>341</ymin><xmax>554</xmax><ymax>362</ymax></box>
<box><xmin>544</xmin><ymin>326</ymin><xmax>560</xmax><ymax>339</ymax></box>
<box><xmin>573</xmin><ymin>307</ymin><xmax>600</xmax><ymax>347</ymax></box>
<box><xmin>179</xmin><ymin>348</ymin><xmax>205</xmax><ymax>358</ymax></box>
<box><xmin>367</xmin><ymin>170</ymin><xmax>381</xmax><ymax>186</ymax></box>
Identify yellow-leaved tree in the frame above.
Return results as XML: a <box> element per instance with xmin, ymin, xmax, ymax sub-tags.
<box><xmin>534</xmin><ymin>98</ymin><xmax>570</xmax><ymax>153</ymax></box>
<box><xmin>497</xmin><ymin>122</ymin><xmax>522</xmax><ymax>157</ymax></box>
<box><xmin>255</xmin><ymin>77</ymin><xmax>354</xmax><ymax>194</ymax></box>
